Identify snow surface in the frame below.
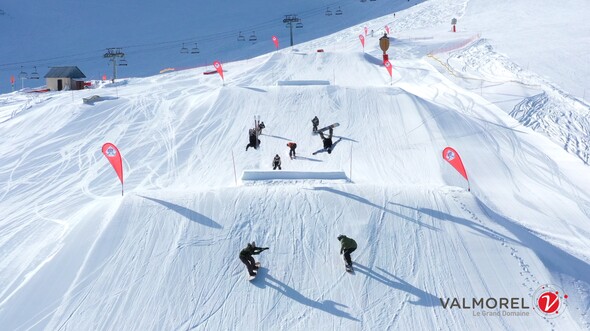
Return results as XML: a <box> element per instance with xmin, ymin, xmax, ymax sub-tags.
<box><xmin>1</xmin><ymin>0</ymin><xmax>590</xmax><ymax>330</ymax></box>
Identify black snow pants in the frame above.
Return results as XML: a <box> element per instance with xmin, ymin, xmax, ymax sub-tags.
<box><xmin>343</xmin><ymin>247</ymin><xmax>356</xmax><ymax>266</ymax></box>
<box><xmin>240</xmin><ymin>255</ymin><xmax>257</xmax><ymax>276</ymax></box>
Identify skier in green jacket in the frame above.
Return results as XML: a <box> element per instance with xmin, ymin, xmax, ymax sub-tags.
<box><xmin>239</xmin><ymin>242</ymin><xmax>268</xmax><ymax>277</ymax></box>
<box><xmin>338</xmin><ymin>235</ymin><xmax>357</xmax><ymax>267</ymax></box>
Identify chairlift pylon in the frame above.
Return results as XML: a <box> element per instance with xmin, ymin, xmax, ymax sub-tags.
<box><xmin>335</xmin><ymin>7</ymin><xmax>343</xmax><ymax>15</ymax></box>
<box><xmin>238</xmin><ymin>31</ymin><xmax>245</xmax><ymax>42</ymax></box>
<box><xmin>191</xmin><ymin>43</ymin><xmax>200</xmax><ymax>54</ymax></box>
<box><xmin>30</xmin><ymin>66</ymin><xmax>40</xmax><ymax>79</ymax></box>
<box><xmin>325</xmin><ymin>7</ymin><xmax>332</xmax><ymax>16</ymax></box>
<box><xmin>249</xmin><ymin>31</ymin><xmax>257</xmax><ymax>42</ymax></box>
<box><xmin>180</xmin><ymin>43</ymin><xmax>189</xmax><ymax>54</ymax></box>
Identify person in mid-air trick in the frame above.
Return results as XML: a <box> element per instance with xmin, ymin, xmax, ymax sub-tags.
<box><xmin>319</xmin><ymin>127</ymin><xmax>334</xmax><ymax>154</ymax></box>
<box><xmin>246</xmin><ymin>128</ymin><xmax>260</xmax><ymax>151</ymax></box>
<box><xmin>239</xmin><ymin>242</ymin><xmax>269</xmax><ymax>277</ymax></box>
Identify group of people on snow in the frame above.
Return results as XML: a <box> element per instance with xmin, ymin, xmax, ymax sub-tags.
<box><xmin>246</xmin><ymin>116</ymin><xmax>337</xmax><ymax>169</ymax></box>
<box><xmin>240</xmin><ymin>235</ymin><xmax>357</xmax><ymax>277</ymax></box>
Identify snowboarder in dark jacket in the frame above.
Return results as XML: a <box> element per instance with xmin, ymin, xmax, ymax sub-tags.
<box><xmin>239</xmin><ymin>242</ymin><xmax>269</xmax><ymax>277</ymax></box>
<box><xmin>287</xmin><ymin>142</ymin><xmax>297</xmax><ymax>159</ymax></box>
<box><xmin>311</xmin><ymin>116</ymin><xmax>320</xmax><ymax>132</ymax></box>
<box><xmin>338</xmin><ymin>235</ymin><xmax>357</xmax><ymax>267</ymax></box>
<box><xmin>319</xmin><ymin>127</ymin><xmax>334</xmax><ymax>154</ymax></box>
<box><xmin>272</xmin><ymin>154</ymin><xmax>282</xmax><ymax>170</ymax></box>
<box><xmin>246</xmin><ymin>128</ymin><xmax>260</xmax><ymax>151</ymax></box>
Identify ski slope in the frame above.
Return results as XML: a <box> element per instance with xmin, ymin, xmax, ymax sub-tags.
<box><xmin>1</xmin><ymin>0</ymin><xmax>590</xmax><ymax>330</ymax></box>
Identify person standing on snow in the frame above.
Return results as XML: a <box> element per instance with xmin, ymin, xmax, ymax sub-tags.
<box><xmin>311</xmin><ymin>116</ymin><xmax>320</xmax><ymax>133</ymax></box>
<box><xmin>239</xmin><ymin>242</ymin><xmax>269</xmax><ymax>277</ymax></box>
<box><xmin>272</xmin><ymin>154</ymin><xmax>282</xmax><ymax>170</ymax></box>
<box><xmin>338</xmin><ymin>235</ymin><xmax>357</xmax><ymax>267</ymax></box>
<box><xmin>287</xmin><ymin>142</ymin><xmax>297</xmax><ymax>159</ymax></box>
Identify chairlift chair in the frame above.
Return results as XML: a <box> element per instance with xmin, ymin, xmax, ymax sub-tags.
<box><xmin>30</xmin><ymin>66</ymin><xmax>40</xmax><ymax>79</ymax></box>
<box><xmin>325</xmin><ymin>7</ymin><xmax>332</xmax><ymax>16</ymax></box>
<box><xmin>191</xmin><ymin>43</ymin><xmax>200</xmax><ymax>54</ymax></box>
<box><xmin>180</xmin><ymin>43</ymin><xmax>189</xmax><ymax>54</ymax></box>
<box><xmin>335</xmin><ymin>7</ymin><xmax>343</xmax><ymax>15</ymax></box>
<box><xmin>249</xmin><ymin>31</ymin><xmax>257</xmax><ymax>42</ymax></box>
<box><xmin>238</xmin><ymin>31</ymin><xmax>245</xmax><ymax>41</ymax></box>
<box><xmin>119</xmin><ymin>58</ymin><xmax>128</xmax><ymax>66</ymax></box>
<box><xmin>296</xmin><ymin>22</ymin><xmax>303</xmax><ymax>28</ymax></box>
<box><xmin>19</xmin><ymin>66</ymin><xmax>28</xmax><ymax>79</ymax></box>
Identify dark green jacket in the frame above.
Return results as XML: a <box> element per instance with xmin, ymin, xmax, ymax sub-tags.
<box><xmin>239</xmin><ymin>245</ymin><xmax>267</xmax><ymax>258</ymax></box>
<box><xmin>339</xmin><ymin>236</ymin><xmax>357</xmax><ymax>253</ymax></box>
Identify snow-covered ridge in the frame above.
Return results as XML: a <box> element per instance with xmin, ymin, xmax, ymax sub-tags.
<box><xmin>1</xmin><ymin>0</ymin><xmax>590</xmax><ymax>330</ymax></box>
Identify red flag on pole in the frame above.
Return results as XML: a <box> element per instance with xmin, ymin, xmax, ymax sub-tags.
<box><xmin>385</xmin><ymin>25</ymin><xmax>390</xmax><ymax>34</ymax></box>
<box><xmin>384</xmin><ymin>60</ymin><xmax>393</xmax><ymax>77</ymax></box>
<box><xmin>442</xmin><ymin>147</ymin><xmax>470</xmax><ymax>190</ymax></box>
<box><xmin>102</xmin><ymin>143</ymin><xmax>124</xmax><ymax>195</ymax></box>
<box><xmin>213</xmin><ymin>60</ymin><xmax>224</xmax><ymax>81</ymax></box>
<box><xmin>272</xmin><ymin>36</ymin><xmax>279</xmax><ymax>50</ymax></box>
<box><xmin>359</xmin><ymin>35</ymin><xmax>365</xmax><ymax>49</ymax></box>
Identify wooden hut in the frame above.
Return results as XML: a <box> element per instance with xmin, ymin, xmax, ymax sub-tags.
<box><xmin>44</xmin><ymin>66</ymin><xmax>87</xmax><ymax>91</ymax></box>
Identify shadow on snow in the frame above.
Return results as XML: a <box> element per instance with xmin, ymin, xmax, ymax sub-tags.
<box><xmin>312</xmin><ymin>187</ymin><xmax>440</xmax><ymax>231</ymax></box>
<box><xmin>251</xmin><ymin>268</ymin><xmax>360</xmax><ymax>321</ymax></box>
<box><xmin>388</xmin><ymin>201</ymin><xmax>519</xmax><ymax>245</ymax></box>
<box><xmin>354</xmin><ymin>263</ymin><xmax>439</xmax><ymax>307</ymax></box>
<box><xmin>139</xmin><ymin>195</ymin><xmax>223</xmax><ymax>229</ymax></box>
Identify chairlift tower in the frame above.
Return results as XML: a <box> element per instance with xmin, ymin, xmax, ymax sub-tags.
<box><xmin>283</xmin><ymin>14</ymin><xmax>302</xmax><ymax>47</ymax></box>
<box><xmin>18</xmin><ymin>66</ymin><xmax>28</xmax><ymax>89</ymax></box>
<box><xmin>103</xmin><ymin>48</ymin><xmax>126</xmax><ymax>82</ymax></box>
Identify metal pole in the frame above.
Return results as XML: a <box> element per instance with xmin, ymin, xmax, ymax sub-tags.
<box><xmin>113</xmin><ymin>58</ymin><xmax>117</xmax><ymax>82</ymax></box>
<box><xmin>232</xmin><ymin>151</ymin><xmax>237</xmax><ymax>186</ymax></box>
<box><xmin>349</xmin><ymin>145</ymin><xmax>353</xmax><ymax>182</ymax></box>
<box><xmin>290</xmin><ymin>23</ymin><xmax>294</xmax><ymax>46</ymax></box>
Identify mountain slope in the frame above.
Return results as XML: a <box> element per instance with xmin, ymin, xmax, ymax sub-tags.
<box><xmin>1</xmin><ymin>1</ymin><xmax>590</xmax><ymax>330</ymax></box>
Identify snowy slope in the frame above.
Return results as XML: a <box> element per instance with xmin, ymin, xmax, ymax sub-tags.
<box><xmin>1</xmin><ymin>0</ymin><xmax>590</xmax><ymax>330</ymax></box>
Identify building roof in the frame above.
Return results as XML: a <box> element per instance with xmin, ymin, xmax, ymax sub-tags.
<box><xmin>44</xmin><ymin>66</ymin><xmax>86</xmax><ymax>79</ymax></box>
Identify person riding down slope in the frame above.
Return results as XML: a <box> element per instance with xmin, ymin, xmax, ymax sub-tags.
<box><xmin>338</xmin><ymin>235</ymin><xmax>357</xmax><ymax>268</ymax></box>
<box><xmin>239</xmin><ymin>242</ymin><xmax>269</xmax><ymax>277</ymax></box>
